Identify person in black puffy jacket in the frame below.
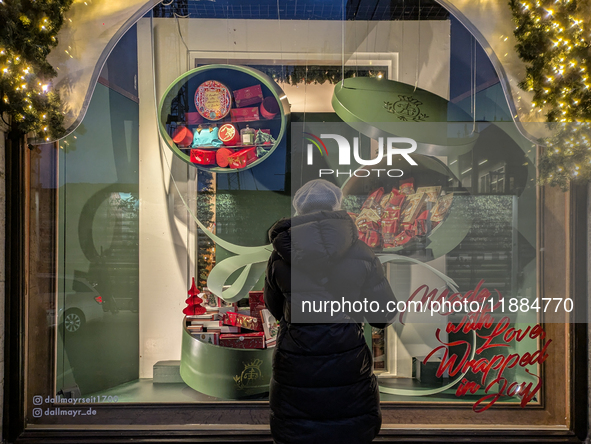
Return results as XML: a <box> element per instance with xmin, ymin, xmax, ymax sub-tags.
<box><xmin>264</xmin><ymin>179</ymin><xmax>397</xmax><ymax>444</ymax></box>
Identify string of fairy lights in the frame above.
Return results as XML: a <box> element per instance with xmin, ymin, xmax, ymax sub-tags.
<box><xmin>0</xmin><ymin>0</ymin><xmax>73</xmax><ymax>141</ymax></box>
<box><xmin>509</xmin><ymin>0</ymin><xmax>591</xmax><ymax>189</ymax></box>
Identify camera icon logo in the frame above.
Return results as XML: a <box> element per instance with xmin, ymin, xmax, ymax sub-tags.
<box><xmin>32</xmin><ymin>408</ymin><xmax>42</xmax><ymax>418</ymax></box>
<box><xmin>32</xmin><ymin>395</ymin><xmax>42</xmax><ymax>405</ymax></box>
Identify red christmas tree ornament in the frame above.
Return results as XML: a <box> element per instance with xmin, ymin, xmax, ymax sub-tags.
<box><xmin>183</xmin><ymin>277</ymin><xmax>206</xmax><ymax>316</ymax></box>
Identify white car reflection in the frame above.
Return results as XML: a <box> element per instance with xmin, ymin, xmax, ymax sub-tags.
<box><xmin>42</xmin><ymin>275</ymin><xmax>105</xmax><ymax>334</ymax></box>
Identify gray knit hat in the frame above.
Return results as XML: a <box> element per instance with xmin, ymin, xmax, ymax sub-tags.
<box><xmin>293</xmin><ymin>179</ymin><xmax>343</xmax><ymax>215</ymax></box>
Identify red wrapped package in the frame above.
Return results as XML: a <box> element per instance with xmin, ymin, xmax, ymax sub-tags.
<box><xmin>219</xmin><ymin>332</ymin><xmax>265</xmax><ymax>349</ymax></box>
<box><xmin>361</xmin><ymin>187</ymin><xmax>384</xmax><ymax>210</ymax></box>
<box><xmin>356</xmin><ymin>208</ymin><xmax>381</xmax><ymax>232</ymax></box>
<box><xmin>400</xmin><ymin>178</ymin><xmax>415</xmax><ymax>195</ymax></box>
<box><xmin>228</xmin><ymin>147</ymin><xmax>257</xmax><ymax>169</ymax></box>
<box><xmin>381</xmin><ymin>219</ymin><xmax>399</xmax><ymax>246</ymax></box>
<box><xmin>190</xmin><ymin>149</ymin><xmax>216</xmax><ymax>165</ymax></box>
<box><xmin>358</xmin><ymin>231</ymin><xmax>366</xmax><ymax>242</ymax></box>
<box><xmin>222</xmin><ymin>311</ymin><xmax>263</xmax><ymax>331</ymax></box>
<box><xmin>394</xmin><ymin>230</ymin><xmax>415</xmax><ymax>247</ymax></box>
<box><xmin>249</xmin><ymin>291</ymin><xmax>265</xmax><ymax>324</ymax></box>
<box><xmin>364</xmin><ymin>230</ymin><xmax>382</xmax><ymax>248</ymax></box>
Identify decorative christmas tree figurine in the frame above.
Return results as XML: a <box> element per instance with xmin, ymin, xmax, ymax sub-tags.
<box><xmin>183</xmin><ymin>277</ymin><xmax>206</xmax><ymax>316</ymax></box>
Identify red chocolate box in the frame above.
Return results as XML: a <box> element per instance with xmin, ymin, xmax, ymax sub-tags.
<box><xmin>219</xmin><ymin>332</ymin><xmax>265</xmax><ymax>349</ymax></box>
<box><xmin>249</xmin><ymin>291</ymin><xmax>265</xmax><ymax>324</ymax></box>
<box><xmin>190</xmin><ymin>149</ymin><xmax>216</xmax><ymax>165</ymax></box>
<box><xmin>233</xmin><ymin>84</ymin><xmax>264</xmax><ymax>108</ymax></box>
<box><xmin>228</xmin><ymin>147</ymin><xmax>257</xmax><ymax>169</ymax></box>
<box><xmin>222</xmin><ymin>311</ymin><xmax>263</xmax><ymax>331</ymax></box>
<box><xmin>230</xmin><ymin>107</ymin><xmax>260</xmax><ymax>122</ymax></box>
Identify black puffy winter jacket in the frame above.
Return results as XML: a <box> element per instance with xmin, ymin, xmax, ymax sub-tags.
<box><xmin>264</xmin><ymin>209</ymin><xmax>397</xmax><ymax>444</ymax></box>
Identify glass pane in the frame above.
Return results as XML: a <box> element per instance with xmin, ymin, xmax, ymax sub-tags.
<box><xmin>24</xmin><ymin>0</ymin><xmax>569</xmax><ymax>429</ymax></box>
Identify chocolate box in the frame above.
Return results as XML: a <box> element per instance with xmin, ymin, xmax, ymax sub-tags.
<box><xmin>233</xmin><ymin>84</ymin><xmax>264</xmax><ymax>108</ymax></box>
<box><xmin>219</xmin><ymin>332</ymin><xmax>265</xmax><ymax>349</ymax></box>
<box><xmin>222</xmin><ymin>311</ymin><xmax>263</xmax><ymax>332</ymax></box>
<box><xmin>190</xmin><ymin>149</ymin><xmax>216</xmax><ymax>165</ymax></box>
<box><xmin>230</xmin><ymin>107</ymin><xmax>260</xmax><ymax>122</ymax></box>
<box><xmin>228</xmin><ymin>147</ymin><xmax>257</xmax><ymax>169</ymax></box>
<box><xmin>185</xmin><ymin>111</ymin><xmax>203</xmax><ymax>125</ymax></box>
<box><xmin>249</xmin><ymin>291</ymin><xmax>265</xmax><ymax>324</ymax></box>
<box><xmin>172</xmin><ymin>126</ymin><xmax>193</xmax><ymax>147</ymax></box>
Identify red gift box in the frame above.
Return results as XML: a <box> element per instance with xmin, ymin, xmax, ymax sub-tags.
<box><xmin>218</xmin><ymin>123</ymin><xmax>240</xmax><ymax>146</ymax></box>
<box><xmin>216</xmin><ymin>147</ymin><xmax>235</xmax><ymax>168</ymax></box>
<box><xmin>249</xmin><ymin>291</ymin><xmax>265</xmax><ymax>324</ymax></box>
<box><xmin>233</xmin><ymin>84</ymin><xmax>263</xmax><ymax>108</ymax></box>
<box><xmin>190</xmin><ymin>149</ymin><xmax>216</xmax><ymax>165</ymax></box>
<box><xmin>172</xmin><ymin>126</ymin><xmax>193</xmax><ymax>147</ymax></box>
<box><xmin>185</xmin><ymin>112</ymin><xmax>203</xmax><ymax>125</ymax></box>
<box><xmin>260</xmin><ymin>96</ymin><xmax>279</xmax><ymax>119</ymax></box>
<box><xmin>222</xmin><ymin>311</ymin><xmax>263</xmax><ymax>331</ymax></box>
<box><xmin>228</xmin><ymin>147</ymin><xmax>257</xmax><ymax>169</ymax></box>
<box><xmin>219</xmin><ymin>332</ymin><xmax>265</xmax><ymax>349</ymax></box>
<box><xmin>230</xmin><ymin>107</ymin><xmax>260</xmax><ymax>122</ymax></box>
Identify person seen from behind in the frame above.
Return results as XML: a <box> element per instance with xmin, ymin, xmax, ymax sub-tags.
<box><xmin>264</xmin><ymin>179</ymin><xmax>398</xmax><ymax>444</ymax></box>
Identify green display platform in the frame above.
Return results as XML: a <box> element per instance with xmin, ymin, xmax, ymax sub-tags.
<box><xmin>179</xmin><ymin>321</ymin><xmax>274</xmax><ymax>399</ymax></box>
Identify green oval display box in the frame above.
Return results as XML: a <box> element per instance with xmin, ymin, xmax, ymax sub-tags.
<box><xmin>180</xmin><ymin>323</ymin><xmax>274</xmax><ymax>399</ymax></box>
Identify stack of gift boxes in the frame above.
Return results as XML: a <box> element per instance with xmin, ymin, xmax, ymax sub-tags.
<box><xmin>171</xmin><ymin>81</ymin><xmax>279</xmax><ymax>170</ymax></box>
<box><xmin>350</xmin><ymin>178</ymin><xmax>454</xmax><ymax>250</ymax></box>
<box><xmin>184</xmin><ymin>283</ymin><xmax>279</xmax><ymax>349</ymax></box>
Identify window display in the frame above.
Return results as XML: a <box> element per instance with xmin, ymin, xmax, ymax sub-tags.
<box><xmin>8</xmin><ymin>1</ymin><xmax>587</xmax><ymax>442</ymax></box>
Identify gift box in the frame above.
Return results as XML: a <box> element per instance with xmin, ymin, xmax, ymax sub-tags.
<box><xmin>228</xmin><ymin>147</ymin><xmax>257</xmax><ymax>169</ymax></box>
<box><xmin>400</xmin><ymin>178</ymin><xmax>415</xmax><ymax>195</ymax></box>
<box><xmin>361</xmin><ymin>187</ymin><xmax>384</xmax><ymax>210</ymax></box>
<box><xmin>192</xmin><ymin>332</ymin><xmax>219</xmax><ymax>345</ymax></box>
<box><xmin>218</xmin><ymin>123</ymin><xmax>240</xmax><ymax>146</ymax></box>
<box><xmin>394</xmin><ymin>230</ymin><xmax>415</xmax><ymax>247</ymax></box>
<box><xmin>233</xmin><ymin>84</ymin><xmax>264</xmax><ymax>108</ymax></box>
<box><xmin>381</xmin><ymin>218</ymin><xmax>399</xmax><ymax>246</ymax></box>
<box><xmin>190</xmin><ymin>149</ymin><xmax>216</xmax><ymax>165</ymax></box>
<box><xmin>222</xmin><ymin>311</ymin><xmax>263</xmax><ymax>331</ymax></box>
<box><xmin>356</xmin><ymin>208</ymin><xmax>381</xmax><ymax>232</ymax></box>
<box><xmin>216</xmin><ymin>147</ymin><xmax>235</xmax><ymax>168</ymax></box>
<box><xmin>230</xmin><ymin>107</ymin><xmax>260</xmax><ymax>122</ymax></box>
<box><xmin>185</xmin><ymin>112</ymin><xmax>203</xmax><ymax>125</ymax></box>
<box><xmin>195</xmin><ymin>80</ymin><xmax>232</xmax><ymax>121</ymax></box>
<box><xmin>401</xmin><ymin>192</ymin><xmax>426</xmax><ymax>224</ymax></box>
<box><xmin>249</xmin><ymin>291</ymin><xmax>265</xmax><ymax>324</ymax></box>
<box><xmin>260</xmin><ymin>96</ymin><xmax>279</xmax><ymax>119</ymax></box>
<box><xmin>431</xmin><ymin>193</ymin><xmax>454</xmax><ymax>223</ymax></box>
<box><xmin>219</xmin><ymin>332</ymin><xmax>265</xmax><ymax>349</ymax></box>
<box><xmin>172</xmin><ymin>126</ymin><xmax>193</xmax><ymax>147</ymax></box>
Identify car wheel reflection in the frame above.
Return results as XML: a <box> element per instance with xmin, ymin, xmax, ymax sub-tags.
<box><xmin>63</xmin><ymin>309</ymin><xmax>86</xmax><ymax>333</ymax></box>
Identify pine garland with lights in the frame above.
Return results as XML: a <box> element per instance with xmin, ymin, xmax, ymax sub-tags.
<box><xmin>0</xmin><ymin>0</ymin><xmax>73</xmax><ymax>141</ymax></box>
<box><xmin>509</xmin><ymin>0</ymin><xmax>591</xmax><ymax>189</ymax></box>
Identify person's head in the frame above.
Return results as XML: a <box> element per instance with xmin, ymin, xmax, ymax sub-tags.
<box><xmin>293</xmin><ymin>179</ymin><xmax>343</xmax><ymax>215</ymax></box>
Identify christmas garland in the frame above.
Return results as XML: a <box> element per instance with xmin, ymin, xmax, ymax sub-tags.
<box><xmin>0</xmin><ymin>0</ymin><xmax>73</xmax><ymax>140</ymax></box>
<box><xmin>509</xmin><ymin>0</ymin><xmax>591</xmax><ymax>189</ymax></box>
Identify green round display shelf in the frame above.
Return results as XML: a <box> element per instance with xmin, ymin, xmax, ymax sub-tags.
<box><xmin>179</xmin><ymin>323</ymin><xmax>273</xmax><ymax>400</ymax></box>
<box><xmin>158</xmin><ymin>64</ymin><xmax>290</xmax><ymax>173</ymax></box>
